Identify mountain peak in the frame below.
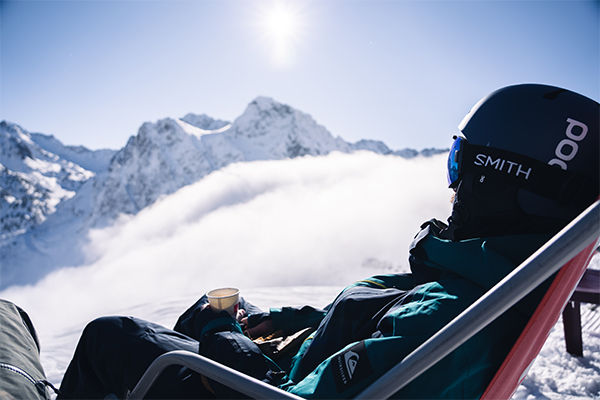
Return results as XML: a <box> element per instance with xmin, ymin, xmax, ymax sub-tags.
<box><xmin>0</xmin><ymin>98</ymin><xmax>447</xmax><ymax>288</ymax></box>
<box><xmin>250</xmin><ymin>96</ymin><xmax>279</xmax><ymax>108</ymax></box>
<box><xmin>233</xmin><ymin>97</ymin><xmax>315</xmax><ymax>140</ymax></box>
<box><xmin>180</xmin><ymin>113</ymin><xmax>230</xmax><ymax>131</ymax></box>
<box><xmin>242</xmin><ymin>96</ymin><xmax>295</xmax><ymax>120</ymax></box>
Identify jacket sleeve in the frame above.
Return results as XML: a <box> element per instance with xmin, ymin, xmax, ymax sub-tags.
<box><xmin>175</xmin><ymin>298</ymin><xmax>287</xmax><ymax>398</ymax></box>
<box><xmin>174</xmin><ymin>295</ymin><xmax>261</xmax><ymax>341</ymax></box>
<box><xmin>249</xmin><ymin>274</ymin><xmax>416</xmax><ymax>337</ymax></box>
<box><xmin>200</xmin><ymin>330</ymin><xmax>286</xmax><ymax>398</ymax></box>
<box><xmin>173</xmin><ymin>295</ymin><xmax>226</xmax><ymax>340</ymax></box>
<box><xmin>267</xmin><ymin>306</ymin><xmax>328</xmax><ymax>336</ymax></box>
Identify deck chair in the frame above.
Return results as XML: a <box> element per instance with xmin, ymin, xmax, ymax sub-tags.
<box><xmin>562</xmin><ymin>267</ymin><xmax>600</xmax><ymax>356</ymax></box>
<box><xmin>480</xmin><ymin>230</ymin><xmax>599</xmax><ymax>398</ymax></box>
<box><xmin>128</xmin><ymin>199</ymin><xmax>600</xmax><ymax>400</ymax></box>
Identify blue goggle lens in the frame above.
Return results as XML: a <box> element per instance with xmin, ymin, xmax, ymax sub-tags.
<box><xmin>447</xmin><ymin>136</ymin><xmax>466</xmax><ymax>187</ymax></box>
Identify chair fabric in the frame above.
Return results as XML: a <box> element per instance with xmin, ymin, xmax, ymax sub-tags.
<box><xmin>480</xmin><ymin>239</ymin><xmax>600</xmax><ymax>399</ymax></box>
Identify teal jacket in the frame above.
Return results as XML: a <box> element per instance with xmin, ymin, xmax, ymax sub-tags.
<box><xmin>269</xmin><ymin>220</ymin><xmax>553</xmax><ymax>399</ymax></box>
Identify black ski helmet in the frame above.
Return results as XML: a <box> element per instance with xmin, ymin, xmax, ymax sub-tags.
<box><xmin>446</xmin><ymin>84</ymin><xmax>599</xmax><ymax>236</ymax></box>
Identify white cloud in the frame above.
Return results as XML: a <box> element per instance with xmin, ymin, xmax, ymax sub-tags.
<box><xmin>1</xmin><ymin>152</ymin><xmax>452</xmax><ymax>335</ymax></box>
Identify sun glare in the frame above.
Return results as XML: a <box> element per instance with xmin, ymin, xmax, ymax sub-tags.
<box><xmin>255</xmin><ymin>1</ymin><xmax>308</xmax><ymax>69</ymax></box>
<box><xmin>265</xmin><ymin>5</ymin><xmax>298</xmax><ymax>39</ymax></box>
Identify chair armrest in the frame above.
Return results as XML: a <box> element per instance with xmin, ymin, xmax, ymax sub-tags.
<box><xmin>127</xmin><ymin>350</ymin><xmax>303</xmax><ymax>400</ymax></box>
<box><xmin>570</xmin><ymin>268</ymin><xmax>600</xmax><ymax>304</ymax></box>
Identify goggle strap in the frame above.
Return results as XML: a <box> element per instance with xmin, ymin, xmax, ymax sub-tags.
<box><xmin>461</xmin><ymin>144</ymin><xmax>596</xmax><ymax>207</ymax></box>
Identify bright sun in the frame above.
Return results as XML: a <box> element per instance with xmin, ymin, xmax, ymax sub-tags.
<box><xmin>255</xmin><ymin>1</ymin><xmax>308</xmax><ymax>68</ymax></box>
<box><xmin>264</xmin><ymin>5</ymin><xmax>298</xmax><ymax>39</ymax></box>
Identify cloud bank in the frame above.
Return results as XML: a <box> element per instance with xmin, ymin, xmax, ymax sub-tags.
<box><xmin>1</xmin><ymin>152</ymin><xmax>452</xmax><ymax>334</ymax></box>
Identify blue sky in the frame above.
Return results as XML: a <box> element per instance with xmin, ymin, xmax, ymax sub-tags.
<box><xmin>1</xmin><ymin>0</ymin><xmax>598</xmax><ymax>151</ymax></box>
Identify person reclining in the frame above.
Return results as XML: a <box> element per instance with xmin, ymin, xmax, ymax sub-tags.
<box><xmin>57</xmin><ymin>84</ymin><xmax>599</xmax><ymax>399</ymax></box>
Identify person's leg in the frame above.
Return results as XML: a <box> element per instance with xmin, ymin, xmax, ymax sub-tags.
<box><xmin>58</xmin><ymin>316</ymin><xmax>211</xmax><ymax>399</ymax></box>
<box><xmin>293</xmin><ymin>286</ymin><xmax>406</xmax><ymax>381</ymax></box>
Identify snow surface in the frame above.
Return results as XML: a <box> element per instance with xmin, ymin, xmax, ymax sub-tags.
<box><xmin>1</xmin><ymin>152</ymin><xmax>598</xmax><ymax>399</ymax></box>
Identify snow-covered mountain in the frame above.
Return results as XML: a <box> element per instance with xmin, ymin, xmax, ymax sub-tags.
<box><xmin>0</xmin><ymin>121</ymin><xmax>115</xmax><ymax>242</ymax></box>
<box><xmin>0</xmin><ymin>96</ymin><xmax>446</xmax><ymax>288</ymax></box>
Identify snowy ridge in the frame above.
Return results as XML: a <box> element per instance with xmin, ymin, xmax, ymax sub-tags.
<box><xmin>83</xmin><ymin>97</ymin><xmax>443</xmax><ymax>226</ymax></box>
<box><xmin>29</xmin><ymin>133</ymin><xmax>115</xmax><ymax>173</ymax></box>
<box><xmin>0</xmin><ymin>97</ymin><xmax>446</xmax><ymax>288</ymax></box>
<box><xmin>0</xmin><ymin>121</ymin><xmax>113</xmax><ymax>243</ymax></box>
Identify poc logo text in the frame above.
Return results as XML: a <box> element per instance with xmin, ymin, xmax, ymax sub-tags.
<box><xmin>548</xmin><ymin>118</ymin><xmax>588</xmax><ymax>170</ymax></box>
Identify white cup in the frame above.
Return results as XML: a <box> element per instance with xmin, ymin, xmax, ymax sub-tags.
<box><xmin>206</xmin><ymin>287</ymin><xmax>240</xmax><ymax>315</ymax></box>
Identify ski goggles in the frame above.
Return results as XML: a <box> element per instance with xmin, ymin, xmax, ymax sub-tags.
<box><xmin>446</xmin><ymin>135</ymin><xmax>465</xmax><ymax>188</ymax></box>
<box><xmin>444</xmin><ymin>134</ymin><xmax>595</xmax><ymax>206</ymax></box>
